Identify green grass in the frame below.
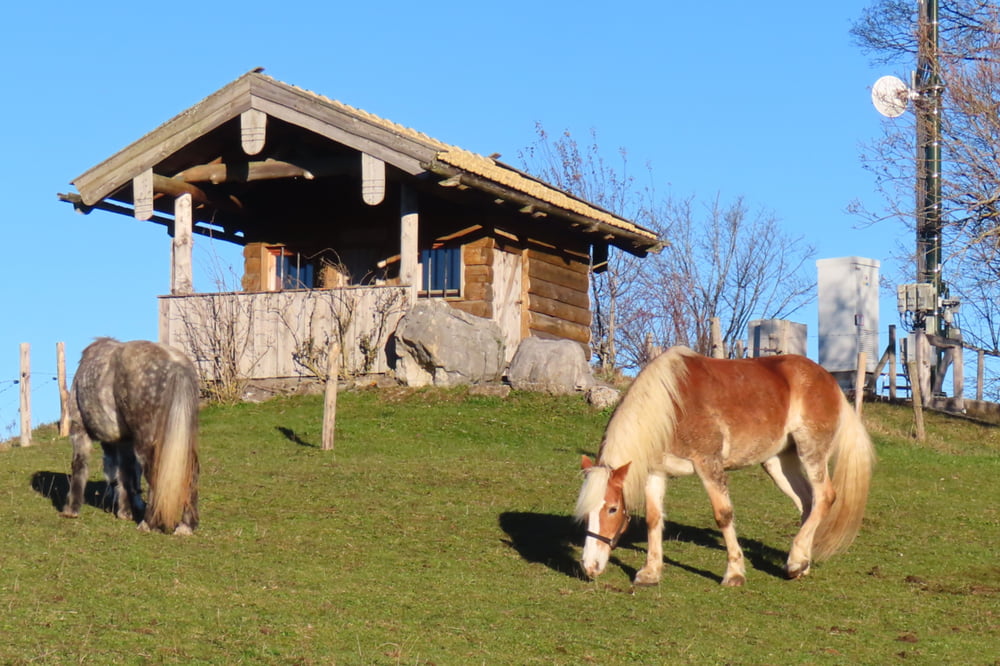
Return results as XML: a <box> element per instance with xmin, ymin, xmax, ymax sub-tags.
<box><xmin>1</xmin><ymin>391</ymin><xmax>997</xmax><ymax>664</ymax></box>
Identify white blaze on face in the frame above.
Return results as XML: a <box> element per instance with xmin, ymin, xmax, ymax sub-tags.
<box><xmin>581</xmin><ymin>506</ymin><xmax>611</xmax><ymax>578</ymax></box>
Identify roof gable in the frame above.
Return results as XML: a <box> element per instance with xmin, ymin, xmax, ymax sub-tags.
<box><xmin>67</xmin><ymin>70</ymin><xmax>663</xmax><ymax>255</ymax></box>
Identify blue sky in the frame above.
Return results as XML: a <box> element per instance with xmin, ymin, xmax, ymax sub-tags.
<box><xmin>1</xmin><ymin>1</ymin><xmax>911</xmax><ymax>433</ymax></box>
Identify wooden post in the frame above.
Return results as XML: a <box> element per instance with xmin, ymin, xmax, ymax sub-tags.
<box><xmin>888</xmin><ymin>325</ymin><xmax>897</xmax><ymax>400</ymax></box>
<box><xmin>400</xmin><ymin>186</ymin><xmax>419</xmax><ymax>302</ymax></box>
<box><xmin>321</xmin><ymin>343</ymin><xmax>340</xmax><ymax>451</ymax></box>
<box><xmin>57</xmin><ymin>342</ymin><xmax>70</xmax><ymax>437</ymax></box>
<box><xmin>908</xmin><ymin>360</ymin><xmax>925</xmax><ymax>442</ymax></box>
<box><xmin>854</xmin><ymin>351</ymin><xmax>866</xmax><ymax>415</ymax></box>
<box><xmin>19</xmin><ymin>343</ymin><xmax>31</xmax><ymax>447</ymax></box>
<box><xmin>709</xmin><ymin>317</ymin><xmax>724</xmax><ymax>358</ymax></box>
<box><xmin>171</xmin><ymin>192</ymin><xmax>194</xmax><ymax>295</ymax></box>
<box><xmin>915</xmin><ymin>330</ymin><xmax>932</xmax><ymax>407</ymax></box>
<box><xmin>977</xmin><ymin>349</ymin><xmax>985</xmax><ymax>401</ymax></box>
<box><xmin>952</xmin><ymin>344</ymin><xmax>964</xmax><ymax>411</ymax></box>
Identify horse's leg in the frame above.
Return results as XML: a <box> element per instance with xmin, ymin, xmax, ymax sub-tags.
<box><xmin>116</xmin><ymin>444</ymin><xmax>145</xmax><ymax>522</ymax></box>
<box><xmin>61</xmin><ymin>423</ymin><xmax>93</xmax><ymax>518</ymax></box>
<box><xmin>634</xmin><ymin>472</ymin><xmax>666</xmax><ymax>586</ymax></box>
<box><xmin>761</xmin><ymin>450</ymin><xmax>813</xmax><ymax>517</ymax></box>
<box><xmin>695</xmin><ymin>458</ymin><xmax>745</xmax><ymax>586</ymax></box>
<box><xmin>783</xmin><ymin>440</ymin><xmax>836</xmax><ymax>579</ymax></box>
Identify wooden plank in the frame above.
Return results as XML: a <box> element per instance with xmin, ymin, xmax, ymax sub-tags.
<box><xmin>529</xmin><ymin>293</ymin><xmax>591</xmax><ymax>327</ymax></box>
<box><xmin>241</xmin><ymin>109</ymin><xmax>267</xmax><ymax>155</ymax></box>
<box><xmin>449</xmin><ymin>300</ymin><xmax>491</xmax><ymax>319</ymax></box>
<box><xmin>528</xmin><ymin>258</ymin><xmax>589</xmax><ymax>292</ymax></box>
<box><xmin>362</xmin><ymin>153</ymin><xmax>385</xmax><ymax>205</ymax></box>
<box><xmin>526</xmin><ymin>243</ymin><xmax>590</xmax><ymax>268</ymax></box>
<box><xmin>133</xmin><ymin>168</ymin><xmax>154</xmax><ymax>221</ymax></box>
<box><xmin>526</xmin><ymin>278</ymin><xmax>589</xmax><ymax>310</ymax></box>
<box><xmin>527</xmin><ymin>311</ymin><xmax>590</xmax><ymax>344</ymax></box>
<box><xmin>171</xmin><ymin>193</ymin><xmax>194</xmax><ymax>294</ymax></box>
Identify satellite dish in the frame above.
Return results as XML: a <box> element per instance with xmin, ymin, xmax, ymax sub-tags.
<box><xmin>872</xmin><ymin>75</ymin><xmax>910</xmax><ymax>118</ymax></box>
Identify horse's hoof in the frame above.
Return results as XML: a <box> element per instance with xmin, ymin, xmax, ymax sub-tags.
<box><xmin>59</xmin><ymin>511</ymin><xmax>79</xmax><ymax>519</ymax></box>
<box><xmin>786</xmin><ymin>563</ymin><xmax>811</xmax><ymax>580</ymax></box>
<box><xmin>136</xmin><ymin>520</ymin><xmax>152</xmax><ymax>533</ymax></box>
<box><xmin>633</xmin><ymin>570</ymin><xmax>661</xmax><ymax>587</ymax></box>
<box><xmin>173</xmin><ymin>524</ymin><xmax>194</xmax><ymax>536</ymax></box>
<box><xmin>721</xmin><ymin>574</ymin><xmax>746</xmax><ymax>587</ymax></box>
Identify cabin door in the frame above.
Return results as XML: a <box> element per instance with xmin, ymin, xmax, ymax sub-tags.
<box><xmin>492</xmin><ymin>248</ymin><xmax>523</xmax><ymax>365</ymax></box>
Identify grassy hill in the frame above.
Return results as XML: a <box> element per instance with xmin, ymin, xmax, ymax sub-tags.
<box><xmin>1</xmin><ymin>389</ymin><xmax>997</xmax><ymax>664</ymax></box>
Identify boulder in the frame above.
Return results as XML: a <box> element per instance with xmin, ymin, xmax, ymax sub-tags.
<box><xmin>586</xmin><ymin>384</ymin><xmax>621</xmax><ymax>410</ymax></box>
<box><xmin>507</xmin><ymin>337</ymin><xmax>596</xmax><ymax>394</ymax></box>
<box><xmin>392</xmin><ymin>300</ymin><xmax>505</xmax><ymax>387</ymax></box>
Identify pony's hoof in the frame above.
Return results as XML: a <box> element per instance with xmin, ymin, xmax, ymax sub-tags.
<box><xmin>633</xmin><ymin>570</ymin><xmax>661</xmax><ymax>587</ymax></box>
<box><xmin>136</xmin><ymin>520</ymin><xmax>152</xmax><ymax>533</ymax></box>
<box><xmin>721</xmin><ymin>574</ymin><xmax>746</xmax><ymax>587</ymax></box>
<box><xmin>786</xmin><ymin>563</ymin><xmax>811</xmax><ymax>580</ymax></box>
<box><xmin>59</xmin><ymin>510</ymin><xmax>79</xmax><ymax>519</ymax></box>
<box><xmin>173</xmin><ymin>524</ymin><xmax>194</xmax><ymax>536</ymax></box>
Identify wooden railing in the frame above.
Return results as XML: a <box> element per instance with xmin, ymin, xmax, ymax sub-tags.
<box><xmin>158</xmin><ymin>286</ymin><xmax>411</xmax><ymax>381</ymax></box>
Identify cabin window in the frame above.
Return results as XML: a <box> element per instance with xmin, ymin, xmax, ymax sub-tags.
<box><xmin>420</xmin><ymin>246</ymin><xmax>461</xmax><ymax>297</ymax></box>
<box><xmin>267</xmin><ymin>246</ymin><xmax>315</xmax><ymax>290</ymax></box>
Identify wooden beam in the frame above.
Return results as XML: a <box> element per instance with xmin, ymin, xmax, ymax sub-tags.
<box><xmin>423</xmin><ymin>159</ymin><xmax>664</xmax><ymax>256</ymax></box>
<box><xmin>241</xmin><ymin>109</ymin><xmax>267</xmax><ymax>155</ymax></box>
<box><xmin>400</xmin><ymin>185</ymin><xmax>419</xmax><ymax>299</ymax></box>
<box><xmin>173</xmin><ymin>159</ymin><xmax>318</xmax><ymax>184</ymax></box>
<box><xmin>362</xmin><ymin>153</ymin><xmax>386</xmax><ymax>205</ymax></box>
<box><xmin>171</xmin><ymin>193</ymin><xmax>194</xmax><ymax>294</ymax></box>
<box><xmin>133</xmin><ymin>168</ymin><xmax>154</xmax><ymax>221</ymax></box>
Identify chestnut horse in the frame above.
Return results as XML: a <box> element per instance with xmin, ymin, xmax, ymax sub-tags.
<box><xmin>576</xmin><ymin>346</ymin><xmax>874</xmax><ymax>586</ymax></box>
<box><xmin>60</xmin><ymin>338</ymin><xmax>200</xmax><ymax>534</ymax></box>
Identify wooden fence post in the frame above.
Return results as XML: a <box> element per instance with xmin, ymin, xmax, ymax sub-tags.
<box><xmin>977</xmin><ymin>349</ymin><xmax>985</xmax><ymax>401</ymax></box>
<box><xmin>19</xmin><ymin>343</ymin><xmax>31</xmax><ymax>447</ymax></box>
<box><xmin>321</xmin><ymin>343</ymin><xmax>340</xmax><ymax>451</ymax></box>
<box><xmin>854</xmin><ymin>352</ymin><xmax>866</xmax><ymax>415</ymax></box>
<box><xmin>908</xmin><ymin>360</ymin><xmax>925</xmax><ymax>442</ymax></box>
<box><xmin>709</xmin><ymin>317</ymin><xmax>724</xmax><ymax>358</ymax></box>
<box><xmin>888</xmin><ymin>325</ymin><xmax>897</xmax><ymax>400</ymax></box>
<box><xmin>57</xmin><ymin>342</ymin><xmax>70</xmax><ymax>436</ymax></box>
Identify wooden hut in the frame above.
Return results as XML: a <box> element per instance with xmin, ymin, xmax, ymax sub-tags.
<box><xmin>59</xmin><ymin>70</ymin><xmax>663</xmax><ymax>382</ymax></box>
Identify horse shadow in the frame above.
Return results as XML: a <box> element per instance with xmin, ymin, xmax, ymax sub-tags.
<box><xmin>498</xmin><ymin>511</ymin><xmax>789</xmax><ymax>583</ymax></box>
<box><xmin>30</xmin><ymin>471</ymin><xmax>116</xmax><ymax>515</ymax></box>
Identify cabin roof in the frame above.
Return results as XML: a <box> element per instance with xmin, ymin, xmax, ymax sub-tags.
<box><xmin>62</xmin><ymin>70</ymin><xmax>664</xmax><ymax>256</ymax></box>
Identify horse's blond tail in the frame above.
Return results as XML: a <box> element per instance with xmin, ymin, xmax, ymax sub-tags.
<box><xmin>146</xmin><ymin>368</ymin><xmax>199</xmax><ymax>532</ymax></box>
<box><xmin>812</xmin><ymin>398</ymin><xmax>875</xmax><ymax>560</ymax></box>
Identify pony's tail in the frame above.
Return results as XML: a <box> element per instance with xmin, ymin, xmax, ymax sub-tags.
<box><xmin>812</xmin><ymin>398</ymin><xmax>875</xmax><ymax>560</ymax></box>
<box><xmin>146</xmin><ymin>366</ymin><xmax>199</xmax><ymax>533</ymax></box>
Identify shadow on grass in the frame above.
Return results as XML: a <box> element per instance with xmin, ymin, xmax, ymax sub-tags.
<box><xmin>499</xmin><ymin>511</ymin><xmax>789</xmax><ymax>583</ymax></box>
<box><xmin>277</xmin><ymin>426</ymin><xmax>315</xmax><ymax>448</ymax></box>
<box><xmin>498</xmin><ymin>512</ymin><xmax>582</xmax><ymax>578</ymax></box>
<box><xmin>30</xmin><ymin>471</ymin><xmax>115</xmax><ymax>514</ymax></box>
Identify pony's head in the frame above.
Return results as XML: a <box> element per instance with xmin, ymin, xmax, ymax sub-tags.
<box><xmin>575</xmin><ymin>456</ymin><xmax>631</xmax><ymax>579</ymax></box>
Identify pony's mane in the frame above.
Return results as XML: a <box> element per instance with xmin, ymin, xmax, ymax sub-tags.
<box><xmin>573</xmin><ymin>465</ymin><xmax>610</xmax><ymax>521</ymax></box>
<box><xmin>597</xmin><ymin>346</ymin><xmax>693</xmax><ymax>512</ymax></box>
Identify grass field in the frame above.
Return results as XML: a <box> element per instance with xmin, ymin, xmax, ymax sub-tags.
<box><xmin>1</xmin><ymin>389</ymin><xmax>997</xmax><ymax>664</ymax></box>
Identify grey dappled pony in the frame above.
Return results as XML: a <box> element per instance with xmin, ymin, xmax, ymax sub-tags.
<box><xmin>61</xmin><ymin>338</ymin><xmax>200</xmax><ymax>534</ymax></box>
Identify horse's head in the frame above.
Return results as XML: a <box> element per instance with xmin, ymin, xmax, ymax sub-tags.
<box><xmin>576</xmin><ymin>456</ymin><xmax>631</xmax><ymax>579</ymax></box>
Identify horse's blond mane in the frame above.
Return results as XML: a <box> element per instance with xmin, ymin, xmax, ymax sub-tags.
<box><xmin>597</xmin><ymin>346</ymin><xmax>693</xmax><ymax>512</ymax></box>
<box><xmin>573</xmin><ymin>465</ymin><xmax>610</xmax><ymax>521</ymax></box>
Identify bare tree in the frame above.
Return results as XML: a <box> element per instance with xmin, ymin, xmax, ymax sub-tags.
<box><xmin>519</xmin><ymin>126</ymin><xmax>816</xmax><ymax>372</ymax></box>
<box><xmin>629</xmin><ymin>195</ymin><xmax>815</xmax><ymax>363</ymax></box>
